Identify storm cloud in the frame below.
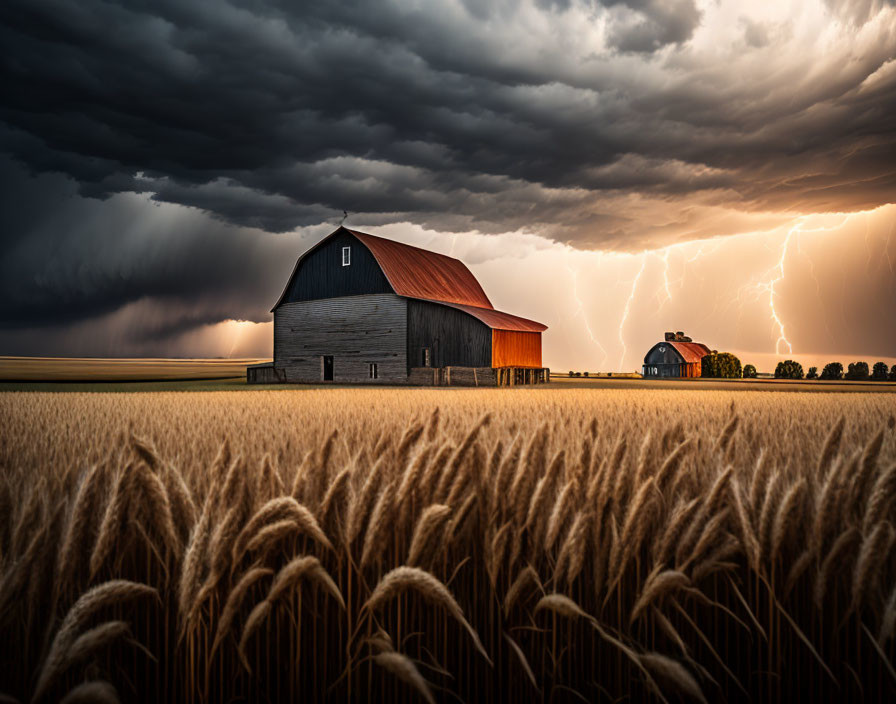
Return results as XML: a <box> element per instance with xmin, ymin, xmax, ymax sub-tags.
<box><xmin>1</xmin><ymin>0</ymin><xmax>895</xmax><ymax>363</ymax></box>
<box><xmin>2</xmin><ymin>0</ymin><xmax>894</xmax><ymax>246</ymax></box>
<box><xmin>0</xmin><ymin>157</ymin><xmax>308</xmax><ymax>333</ymax></box>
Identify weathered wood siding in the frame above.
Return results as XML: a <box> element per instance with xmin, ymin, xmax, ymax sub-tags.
<box><xmin>642</xmin><ymin>343</ymin><xmax>696</xmax><ymax>377</ymax></box>
<box><xmin>279</xmin><ymin>230</ymin><xmax>393</xmax><ymax>304</ymax></box>
<box><xmin>491</xmin><ymin>330</ymin><xmax>542</xmax><ymax>368</ymax></box>
<box><xmin>247</xmin><ymin>363</ymin><xmax>285</xmax><ymax>384</ymax></box>
<box><xmin>642</xmin><ymin>362</ymin><xmax>701</xmax><ymax>378</ymax></box>
<box><xmin>406</xmin><ymin>299</ymin><xmax>491</xmax><ymax>371</ymax></box>
<box><xmin>407</xmin><ymin>367</ymin><xmax>498</xmax><ymax>386</ymax></box>
<box><xmin>644</xmin><ymin>343</ymin><xmax>685</xmax><ymax>366</ymax></box>
<box><xmin>274</xmin><ymin>294</ymin><xmax>407</xmax><ymax>382</ymax></box>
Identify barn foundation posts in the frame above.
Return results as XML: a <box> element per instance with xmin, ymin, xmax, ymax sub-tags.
<box><xmin>399</xmin><ymin>366</ymin><xmax>550</xmax><ymax>387</ymax></box>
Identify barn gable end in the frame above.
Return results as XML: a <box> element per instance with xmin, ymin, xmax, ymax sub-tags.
<box><xmin>276</xmin><ymin>229</ymin><xmax>393</xmax><ymax>305</ymax></box>
<box><xmin>642</xmin><ymin>338</ymin><xmax>711</xmax><ymax>378</ymax></box>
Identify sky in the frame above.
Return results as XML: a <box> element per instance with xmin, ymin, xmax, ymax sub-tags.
<box><xmin>1</xmin><ymin>0</ymin><xmax>895</xmax><ymax>372</ymax></box>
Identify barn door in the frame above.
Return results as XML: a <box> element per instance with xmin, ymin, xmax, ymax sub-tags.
<box><xmin>322</xmin><ymin>355</ymin><xmax>334</xmax><ymax>381</ymax></box>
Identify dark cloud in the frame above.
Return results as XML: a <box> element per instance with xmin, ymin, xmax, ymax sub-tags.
<box><xmin>0</xmin><ymin>0</ymin><xmax>893</xmax><ymax>248</ymax></box>
<box><xmin>606</xmin><ymin>0</ymin><xmax>702</xmax><ymax>53</ymax></box>
<box><xmin>0</xmin><ymin>156</ymin><xmax>308</xmax><ymax>336</ymax></box>
<box><xmin>0</xmin><ymin>0</ymin><xmax>895</xmax><ymax>359</ymax></box>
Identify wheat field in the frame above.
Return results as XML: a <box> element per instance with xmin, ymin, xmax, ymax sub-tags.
<box><xmin>1</xmin><ymin>389</ymin><xmax>895</xmax><ymax>703</ymax></box>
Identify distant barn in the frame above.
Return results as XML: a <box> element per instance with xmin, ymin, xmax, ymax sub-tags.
<box><xmin>248</xmin><ymin>227</ymin><xmax>548</xmax><ymax>385</ymax></box>
<box><xmin>642</xmin><ymin>332</ymin><xmax>711</xmax><ymax>378</ymax></box>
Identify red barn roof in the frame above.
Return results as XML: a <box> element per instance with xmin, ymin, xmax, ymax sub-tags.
<box><xmin>348</xmin><ymin>229</ymin><xmax>492</xmax><ymax>309</ymax></box>
<box><xmin>273</xmin><ymin>227</ymin><xmax>547</xmax><ymax>333</ymax></box>
<box><xmin>667</xmin><ymin>341</ymin><xmax>711</xmax><ymax>363</ymax></box>
<box><xmin>435</xmin><ymin>301</ymin><xmax>547</xmax><ymax>333</ymax></box>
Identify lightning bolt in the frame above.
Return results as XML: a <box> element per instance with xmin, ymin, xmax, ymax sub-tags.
<box><xmin>884</xmin><ymin>221</ymin><xmax>894</xmax><ymax>277</ymax></box>
<box><xmin>732</xmin><ymin>214</ymin><xmax>854</xmax><ymax>357</ymax></box>
<box><xmin>566</xmin><ymin>208</ymin><xmax>875</xmax><ymax>373</ymax></box>
<box><xmin>768</xmin><ymin>224</ymin><xmax>796</xmax><ymax>355</ymax></box>
<box><xmin>654</xmin><ymin>240</ymin><xmax>712</xmax><ymax>306</ymax></box>
<box><xmin>618</xmin><ymin>253</ymin><xmax>647</xmax><ymax>370</ymax></box>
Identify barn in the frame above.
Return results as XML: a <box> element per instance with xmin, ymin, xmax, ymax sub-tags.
<box><xmin>248</xmin><ymin>227</ymin><xmax>548</xmax><ymax>385</ymax></box>
<box><xmin>642</xmin><ymin>332</ymin><xmax>711</xmax><ymax>378</ymax></box>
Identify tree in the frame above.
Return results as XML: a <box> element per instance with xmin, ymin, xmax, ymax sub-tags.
<box><xmin>806</xmin><ymin>366</ymin><xmax>818</xmax><ymax>379</ymax></box>
<box><xmin>872</xmin><ymin>362</ymin><xmax>889</xmax><ymax>380</ymax></box>
<box><xmin>701</xmin><ymin>352</ymin><xmax>742</xmax><ymax>379</ymax></box>
<box><xmin>742</xmin><ymin>364</ymin><xmax>757</xmax><ymax>379</ymax></box>
<box><xmin>774</xmin><ymin>360</ymin><xmax>804</xmax><ymax>379</ymax></box>
<box><xmin>845</xmin><ymin>361</ymin><xmax>870</xmax><ymax>380</ymax></box>
<box><xmin>820</xmin><ymin>362</ymin><xmax>843</xmax><ymax>380</ymax></box>
<box><xmin>890</xmin><ymin>365</ymin><xmax>896</xmax><ymax>381</ymax></box>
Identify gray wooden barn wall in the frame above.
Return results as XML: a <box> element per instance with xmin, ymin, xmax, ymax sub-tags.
<box><xmin>644</xmin><ymin>343</ymin><xmax>685</xmax><ymax>366</ymax></box>
<box><xmin>643</xmin><ymin>343</ymin><xmax>685</xmax><ymax>377</ymax></box>
<box><xmin>274</xmin><ymin>294</ymin><xmax>407</xmax><ymax>382</ymax></box>
<box><xmin>406</xmin><ymin>299</ymin><xmax>491</xmax><ymax>370</ymax></box>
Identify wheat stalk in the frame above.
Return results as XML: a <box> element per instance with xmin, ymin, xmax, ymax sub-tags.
<box><xmin>770</xmin><ymin>477</ymin><xmax>807</xmax><ymax>564</ymax></box>
<box><xmin>238</xmin><ymin>556</ymin><xmax>344</xmax><ymax>670</ymax></box>
<box><xmin>58</xmin><ymin>681</ymin><xmax>120</xmax><ymax>704</ymax></box>
<box><xmin>360</xmin><ymin>481</ymin><xmax>397</xmax><ymax>569</ymax></box>
<box><xmin>630</xmin><ymin>567</ymin><xmax>689</xmax><ymax>625</ymax></box>
<box><xmin>503</xmin><ymin>566</ymin><xmax>541</xmax><ymax>616</ymax></box>
<box><xmin>372</xmin><ymin>651</ymin><xmax>436</xmax><ymax>704</ymax></box>
<box><xmin>852</xmin><ymin>520</ymin><xmax>895</xmax><ymax>612</ymax></box>
<box><xmin>89</xmin><ymin>463</ymin><xmax>134</xmax><ymax>577</ymax></box>
<box><xmin>863</xmin><ymin>463</ymin><xmax>896</xmax><ymax>537</ymax></box>
<box><xmin>406</xmin><ymin>504</ymin><xmax>452</xmax><ymax>568</ymax></box>
<box><xmin>638</xmin><ymin>653</ymin><xmax>707</xmax><ymax>704</ymax></box>
<box><xmin>34</xmin><ymin>581</ymin><xmax>156</xmax><ymax>701</ymax></box>
<box><xmin>814</xmin><ymin>526</ymin><xmax>859</xmax><ymax>607</ymax></box>
<box><xmin>211</xmin><ymin>566</ymin><xmax>273</xmax><ymax>657</ymax></box>
<box><xmin>363</xmin><ymin>566</ymin><xmax>491</xmax><ymax>664</ymax></box>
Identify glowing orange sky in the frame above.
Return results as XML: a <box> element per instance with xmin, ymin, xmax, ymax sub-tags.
<box><xmin>205</xmin><ymin>205</ymin><xmax>895</xmax><ymax>373</ymax></box>
<box><xmin>1</xmin><ymin>0</ymin><xmax>894</xmax><ymax>367</ymax></box>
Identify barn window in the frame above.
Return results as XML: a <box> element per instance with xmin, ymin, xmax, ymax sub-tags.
<box><xmin>342</xmin><ymin>246</ymin><xmax>351</xmax><ymax>266</ymax></box>
<box><xmin>369</xmin><ymin>363</ymin><xmax>378</xmax><ymax>379</ymax></box>
<box><xmin>421</xmin><ymin>348</ymin><xmax>431</xmax><ymax>367</ymax></box>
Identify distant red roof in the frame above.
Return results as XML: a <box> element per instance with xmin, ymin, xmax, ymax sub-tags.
<box><xmin>348</xmin><ymin>229</ymin><xmax>492</xmax><ymax>309</ymax></box>
<box><xmin>667</xmin><ymin>341</ymin><xmax>711</xmax><ymax>364</ymax></box>
<box><xmin>434</xmin><ymin>301</ymin><xmax>547</xmax><ymax>333</ymax></box>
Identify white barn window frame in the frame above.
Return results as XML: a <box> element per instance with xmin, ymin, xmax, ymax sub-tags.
<box><xmin>342</xmin><ymin>246</ymin><xmax>351</xmax><ymax>266</ymax></box>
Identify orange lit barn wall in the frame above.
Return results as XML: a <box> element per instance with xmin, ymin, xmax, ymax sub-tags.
<box><xmin>491</xmin><ymin>330</ymin><xmax>542</xmax><ymax>368</ymax></box>
<box><xmin>683</xmin><ymin>362</ymin><xmax>701</xmax><ymax>378</ymax></box>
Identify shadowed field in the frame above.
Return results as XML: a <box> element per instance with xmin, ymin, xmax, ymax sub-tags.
<box><xmin>550</xmin><ymin>376</ymin><xmax>896</xmax><ymax>393</ymax></box>
<box><xmin>0</xmin><ymin>356</ymin><xmax>270</xmax><ymax>382</ymax></box>
<box><xmin>2</xmin><ymin>358</ymin><xmax>894</xmax><ymax>393</ymax></box>
<box><xmin>1</xmin><ymin>389</ymin><xmax>895</xmax><ymax>703</ymax></box>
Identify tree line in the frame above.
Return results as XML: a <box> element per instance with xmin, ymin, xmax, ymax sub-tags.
<box><xmin>701</xmin><ymin>352</ymin><xmax>896</xmax><ymax>380</ymax></box>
